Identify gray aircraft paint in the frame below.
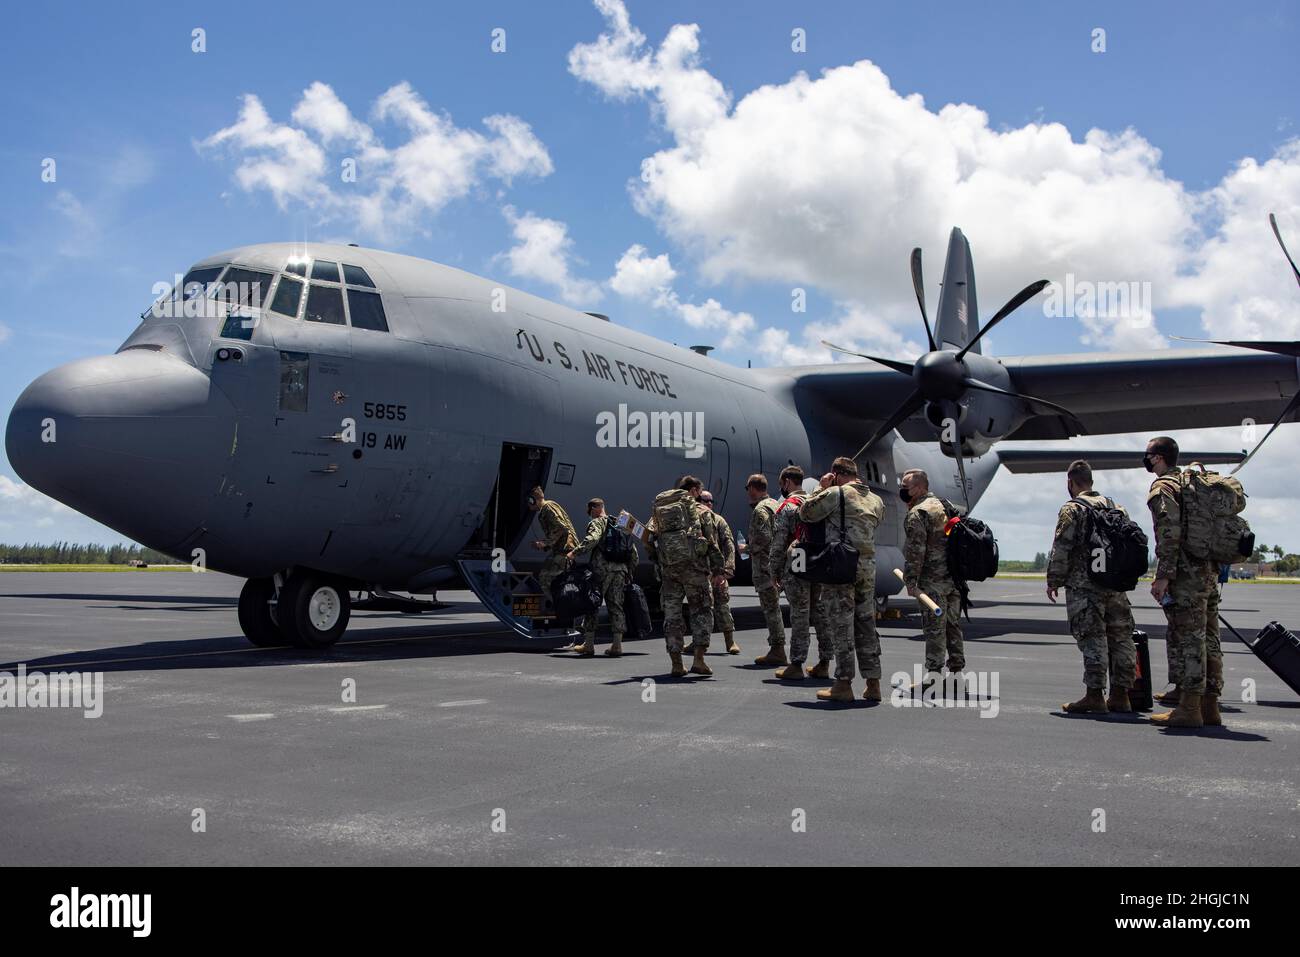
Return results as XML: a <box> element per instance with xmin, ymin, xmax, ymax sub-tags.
<box><xmin>6</xmin><ymin>239</ymin><xmax>1296</xmax><ymax>616</ymax></box>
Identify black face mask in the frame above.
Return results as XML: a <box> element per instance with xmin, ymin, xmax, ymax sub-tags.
<box><xmin>1142</xmin><ymin>454</ymin><xmax>1156</xmax><ymax>473</ymax></box>
<box><xmin>899</xmin><ymin>488</ymin><xmax>913</xmax><ymax>504</ymax></box>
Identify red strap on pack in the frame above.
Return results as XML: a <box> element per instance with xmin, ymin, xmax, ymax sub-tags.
<box><xmin>943</xmin><ymin>515</ymin><xmax>962</xmax><ymax>536</ymax></box>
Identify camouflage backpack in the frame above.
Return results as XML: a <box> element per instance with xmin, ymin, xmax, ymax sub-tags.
<box><xmin>651</xmin><ymin>488</ymin><xmax>707</xmax><ymax>567</ymax></box>
<box><xmin>1179</xmin><ymin>464</ymin><xmax>1255</xmax><ymax>564</ymax></box>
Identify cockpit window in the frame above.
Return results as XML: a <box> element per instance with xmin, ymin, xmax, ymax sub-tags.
<box><xmin>304</xmin><ymin>284</ymin><xmax>345</xmax><ymax>325</ymax></box>
<box><xmin>342</xmin><ymin>264</ymin><xmax>375</xmax><ymax>287</ymax></box>
<box><xmin>219</xmin><ymin>268</ymin><xmax>276</xmax><ymax>309</ymax></box>
<box><xmin>180</xmin><ymin>266</ymin><xmax>225</xmax><ymax>300</ymax></box>
<box><xmin>270</xmin><ymin>275</ymin><xmax>304</xmax><ymax>318</ymax></box>
<box><xmin>347</xmin><ymin>289</ymin><xmax>389</xmax><ymax>332</ymax></box>
<box><xmin>285</xmin><ymin>259</ymin><xmax>308</xmax><ymax>277</ymax></box>
<box><xmin>310</xmin><ymin>260</ymin><xmax>340</xmax><ymax>282</ymax></box>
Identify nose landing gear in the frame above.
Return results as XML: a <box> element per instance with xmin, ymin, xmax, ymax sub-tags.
<box><xmin>237</xmin><ymin>571</ymin><xmax>351</xmax><ymax>649</ymax></box>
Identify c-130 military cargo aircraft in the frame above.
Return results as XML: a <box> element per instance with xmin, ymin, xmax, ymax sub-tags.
<box><xmin>6</xmin><ymin>227</ymin><xmax>1295</xmax><ymax>649</ymax></box>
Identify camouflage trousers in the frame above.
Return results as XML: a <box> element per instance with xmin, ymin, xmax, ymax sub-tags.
<box><xmin>712</xmin><ymin>578</ymin><xmax>735</xmax><ymax>633</ymax></box>
<box><xmin>819</xmin><ymin>582</ymin><xmax>857</xmax><ymax>681</ymax></box>
<box><xmin>1064</xmin><ymin>587</ymin><xmax>1137</xmax><ymax>690</ymax></box>
<box><xmin>661</xmin><ymin>564</ymin><xmax>713</xmax><ymax>653</ymax></box>
<box><xmin>845</xmin><ymin>560</ymin><xmax>882</xmax><ymax>681</ymax></box>
<box><xmin>783</xmin><ymin>574</ymin><xmax>829</xmax><ymax>665</ymax></box>
<box><xmin>1162</xmin><ymin>568</ymin><xmax>1215</xmax><ymax>695</ymax></box>
<box><xmin>538</xmin><ymin>553</ymin><xmax>572</xmax><ymax>605</ymax></box>
<box><xmin>752</xmin><ymin>555</ymin><xmax>786</xmax><ymax>647</ymax></box>
<box><xmin>919</xmin><ymin>578</ymin><xmax>964</xmax><ymax>673</ymax></box>
<box><xmin>580</xmin><ymin>567</ymin><xmax>631</xmax><ymax>640</ymax></box>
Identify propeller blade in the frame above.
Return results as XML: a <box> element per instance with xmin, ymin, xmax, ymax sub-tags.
<box><xmin>1169</xmin><ymin>336</ymin><xmax>1300</xmax><ymax>357</ymax></box>
<box><xmin>953</xmin><ymin>450</ymin><xmax>971</xmax><ymax>514</ymax></box>
<box><xmin>1232</xmin><ymin>388</ymin><xmax>1300</xmax><ymax>474</ymax></box>
<box><xmin>851</xmin><ymin>390</ymin><xmax>926</xmax><ymax>460</ymax></box>
<box><xmin>819</xmin><ymin>341</ymin><xmax>915</xmax><ymax>376</ymax></box>
<box><xmin>956</xmin><ymin>279</ymin><xmax>1051</xmax><ymax>359</ymax></box>
<box><xmin>961</xmin><ymin>377</ymin><xmax>1087</xmax><ymax>433</ymax></box>
<box><xmin>1271</xmin><ymin>212</ymin><xmax>1300</xmax><ymax>289</ymax></box>
<box><xmin>911</xmin><ymin>247</ymin><xmax>938</xmax><ymax>352</ymax></box>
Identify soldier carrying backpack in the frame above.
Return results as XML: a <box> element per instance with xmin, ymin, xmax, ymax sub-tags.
<box><xmin>646</xmin><ymin>476</ymin><xmax>724</xmax><ymax>678</ymax></box>
<box><xmin>1144</xmin><ymin>436</ymin><xmax>1253</xmax><ymax>728</ymax></box>
<box><xmin>1045</xmin><ymin>459</ymin><xmax>1141</xmax><ymax>715</ymax></box>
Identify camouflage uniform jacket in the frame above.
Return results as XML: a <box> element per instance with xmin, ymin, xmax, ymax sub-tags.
<box><xmin>1147</xmin><ymin>467</ymin><xmax>1211</xmax><ymax>583</ymax></box>
<box><xmin>769</xmin><ymin>492</ymin><xmax>807</xmax><ymax>580</ymax></box>
<box><xmin>572</xmin><ymin>515</ymin><xmax>638</xmax><ymax>577</ymax></box>
<box><xmin>712</xmin><ymin>512</ymin><xmax>737</xmax><ymax>578</ymax></box>
<box><xmin>538</xmin><ymin>500</ymin><xmax>577</xmax><ymax>555</ymax></box>
<box><xmin>747</xmin><ymin>496</ymin><xmax>780</xmax><ymax>565</ymax></box>
<box><xmin>645</xmin><ymin>493</ymin><xmax>724</xmax><ymax>575</ymax></box>
<box><xmin>1047</xmin><ymin>489</ymin><xmax>1123</xmax><ymax>592</ymax></box>
<box><xmin>797</xmin><ymin>483</ymin><xmax>883</xmax><ymax>564</ymax></box>
<box><xmin>902</xmin><ymin>492</ymin><xmax>951</xmax><ymax>589</ymax></box>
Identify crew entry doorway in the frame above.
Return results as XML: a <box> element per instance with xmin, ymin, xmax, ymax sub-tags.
<box><xmin>707</xmin><ymin>437</ymin><xmax>730</xmax><ymax>510</ymax></box>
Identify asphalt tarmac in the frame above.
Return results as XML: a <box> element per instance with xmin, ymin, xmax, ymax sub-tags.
<box><xmin>0</xmin><ymin>572</ymin><xmax>1296</xmax><ymax>865</ymax></box>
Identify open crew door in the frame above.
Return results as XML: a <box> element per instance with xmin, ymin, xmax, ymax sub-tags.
<box><xmin>456</xmin><ymin>442</ymin><xmax>577</xmax><ymax>639</ymax></box>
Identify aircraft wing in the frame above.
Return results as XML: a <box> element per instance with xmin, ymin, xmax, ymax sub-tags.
<box><xmin>996</xmin><ymin>448</ymin><xmax>1246</xmax><ymax>473</ymax></box>
<box><xmin>783</xmin><ymin>348</ymin><xmax>1298</xmax><ymax>442</ymax></box>
<box><xmin>999</xmin><ymin>348</ymin><xmax>1299</xmax><ymax>439</ymax></box>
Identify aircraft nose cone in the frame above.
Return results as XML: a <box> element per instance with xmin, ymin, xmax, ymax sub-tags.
<box><xmin>6</xmin><ymin>350</ymin><xmax>235</xmax><ymax>551</ymax></box>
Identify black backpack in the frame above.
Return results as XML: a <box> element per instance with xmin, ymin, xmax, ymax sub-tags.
<box><xmin>1071</xmin><ymin>496</ymin><xmax>1149</xmax><ymax>592</ymax></box>
<box><xmin>550</xmin><ymin>565</ymin><xmax>603</xmax><ymax>622</ymax></box>
<box><xmin>942</xmin><ymin>501</ymin><xmax>1000</xmax><ymax>583</ymax></box>
<box><xmin>623</xmin><ymin>582</ymin><xmax>653</xmax><ymax>640</ymax></box>
<box><xmin>599</xmin><ymin>518</ymin><xmax>633</xmax><ymax>563</ymax></box>
<box><xmin>794</xmin><ymin>487</ymin><xmax>859</xmax><ymax>585</ymax></box>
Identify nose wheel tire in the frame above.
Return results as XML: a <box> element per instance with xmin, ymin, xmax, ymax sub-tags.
<box><xmin>280</xmin><ymin>573</ymin><xmax>351</xmax><ymax>648</ymax></box>
<box><xmin>238</xmin><ymin>577</ymin><xmax>290</xmax><ymax>647</ymax></box>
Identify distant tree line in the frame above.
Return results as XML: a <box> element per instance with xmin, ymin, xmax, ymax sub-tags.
<box><xmin>0</xmin><ymin>542</ymin><xmax>176</xmax><ymax>565</ymax></box>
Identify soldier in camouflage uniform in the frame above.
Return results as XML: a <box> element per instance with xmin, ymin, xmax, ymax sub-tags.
<box><xmin>768</xmin><ymin>465</ymin><xmax>833</xmax><ymax>680</ymax></box>
<box><xmin>646</xmin><ymin>475</ymin><xmax>725</xmax><ymax>677</ymax></box>
<box><xmin>741</xmin><ymin>473</ymin><xmax>787</xmax><ymax>656</ymax></box>
<box><xmin>568</xmin><ymin>497</ymin><xmax>639</xmax><ymax>658</ymax></box>
<box><xmin>1144</xmin><ymin>436</ymin><xmax>1215</xmax><ymax>728</ymax></box>
<box><xmin>1045</xmin><ymin>460</ymin><xmax>1138</xmax><ymax>714</ymax></box>
<box><xmin>799</xmin><ymin>457</ymin><xmax>885</xmax><ymax>703</ymax></box>
<box><xmin>528</xmin><ymin>486</ymin><xmax>577</xmax><ymax>610</ymax></box>
<box><xmin>901</xmin><ymin>469</ymin><xmax>964</xmax><ymax>685</ymax></box>
<box><xmin>696</xmin><ymin>491</ymin><xmax>740</xmax><ymax>654</ymax></box>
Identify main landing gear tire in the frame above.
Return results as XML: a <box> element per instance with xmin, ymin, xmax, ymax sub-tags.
<box><xmin>279</xmin><ymin>572</ymin><xmax>351</xmax><ymax>649</ymax></box>
<box><xmin>238</xmin><ymin>577</ymin><xmax>289</xmax><ymax>648</ymax></box>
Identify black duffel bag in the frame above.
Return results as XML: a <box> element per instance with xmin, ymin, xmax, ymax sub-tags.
<box><xmin>550</xmin><ymin>565</ymin><xmax>603</xmax><ymax>622</ymax></box>
<box><xmin>793</xmin><ymin>486</ymin><xmax>859</xmax><ymax>585</ymax></box>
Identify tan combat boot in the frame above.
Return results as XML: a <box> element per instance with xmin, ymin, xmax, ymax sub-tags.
<box><xmin>754</xmin><ymin>644</ymin><xmax>788</xmax><ymax>666</ymax></box>
<box><xmin>1062</xmin><ymin>688</ymin><xmax>1109</xmax><ymax>714</ymax></box>
<box><xmin>1153</xmin><ymin>687</ymin><xmax>1180</xmax><ymax>706</ymax></box>
<box><xmin>806</xmin><ymin>660</ymin><xmax>830</xmax><ymax>679</ymax></box>
<box><xmin>604</xmin><ymin>634</ymin><xmax>623</xmax><ymax>658</ymax></box>
<box><xmin>575</xmin><ymin>637</ymin><xmax>596</xmax><ymax>657</ymax></box>
<box><xmin>776</xmin><ymin>662</ymin><xmax>805</xmax><ymax>681</ymax></box>
<box><xmin>689</xmin><ymin>646</ymin><xmax>713</xmax><ymax>677</ymax></box>
<box><xmin>1106</xmin><ymin>686</ymin><xmax>1132</xmax><ymax>713</ymax></box>
<box><xmin>669</xmin><ymin>650</ymin><xmax>687</xmax><ymax>677</ymax></box>
<box><xmin>863</xmin><ymin>678</ymin><xmax>882</xmax><ymax>702</ymax></box>
<box><xmin>724</xmin><ymin>630</ymin><xmax>739</xmax><ymax>655</ymax></box>
<box><xmin>1202</xmin><ymin>660</ymin><xmax>1223</xmax><ymax>726</ymax></box>
<box><xmin>817</xmin><ymin>679</ymin><xmax>854</xmax><ymax>702</ymax></box>
<box><xmin>1150</xmin><ymin>691</ymin><xmax>1204</xmax><ymax>728</ymax></box>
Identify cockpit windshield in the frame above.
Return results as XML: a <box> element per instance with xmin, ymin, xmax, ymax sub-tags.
<box><xmin>142</xmin><ymin>265</ymin><xmax>227</xmax><ymax>320</ymax></box>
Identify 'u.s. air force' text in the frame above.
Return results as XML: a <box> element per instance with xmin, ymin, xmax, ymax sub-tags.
<box><xmin>516</xmin><ymin>329</ymin><xmax>679</xmax><ymax>399</ymax></box>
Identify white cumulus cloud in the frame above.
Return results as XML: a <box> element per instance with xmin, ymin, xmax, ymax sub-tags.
<box><xmin>500</xmin><ymin>206</ymin><xmax>602</xmax><ymax>306</ymax></box>
<box><xmin>201</xmin><ymin>81</ymin><xmax>553</xmax><ymax>241</ymax></box>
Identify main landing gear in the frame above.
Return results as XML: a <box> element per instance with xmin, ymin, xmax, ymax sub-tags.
<box><xmin>237</xmin><ymin>570</ymin><xmax>351</xmax><ymax>649</ymax></box>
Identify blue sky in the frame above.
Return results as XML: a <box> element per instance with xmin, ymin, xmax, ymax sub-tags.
<box><xmin>1</xmin><ymin>0</ymin><xmax>1298</xmax><ymax>555</ymax></box>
